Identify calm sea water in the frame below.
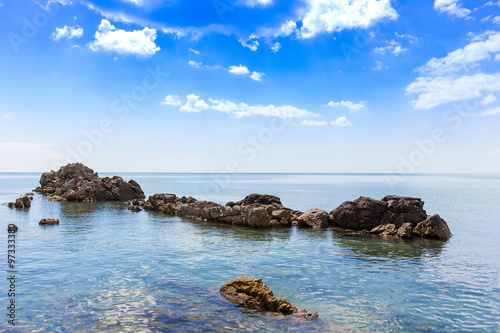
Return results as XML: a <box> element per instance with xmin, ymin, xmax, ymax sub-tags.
<box><xmin>0</xmin><ymin>173</ymin><xmax>499</xmax><ymax>332</ymax></box>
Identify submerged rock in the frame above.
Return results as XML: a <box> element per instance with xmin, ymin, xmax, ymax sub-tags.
<box><xmin>34</xmin><ymin>163</ymin><xmax>145</xmax><ymax>202</ymax></box>
<box><xmin>39</xmin><ymin>218</ymin><xmax>59</xmax><ymax>226</ymax></box>
<box><xmin>220</xmin><ymin>276</ymin><xmax>318</xmax><ymax>319</ymax></box>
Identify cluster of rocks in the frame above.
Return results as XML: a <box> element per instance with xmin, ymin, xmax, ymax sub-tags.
<box><xmin>7</xmin><ymin>195</ymin><xmax>33</xmax><ymax>209</ymax></box>
<box><xmin>142</xmin><ymin>193</ymin><xmax>303</xmax><ymax>228</ymax></box>
<box><xmin>329</xmin><ymin>195</ymin><xmax>452</xmax><ymax>240</ymax></box>
<box><xmin>33</xmin><ymin>163</ymin><xmax>145</xmax><ymax>202</ymax></box>
<box><xmin>141</xmin><ymin>192</ymin><xmax>451</xmax><ymax>240</ymax></box>
<box><xmin>219</xmin><ymin>276</ymin><xmax>318</xmax><ymax>319</ymax></box>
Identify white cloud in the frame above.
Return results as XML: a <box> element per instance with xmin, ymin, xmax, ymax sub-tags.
<box><xmin>328</xmin><ymin>100</ymin><xmax>366</xmax><ymax>112</ymax></box>
<box><xmin>88</xmin><ymin>19</ymin><xmax>160</xmax><ymax>57</ymax></box>
<box><xmin>418</xmin><ymin>32</ymin><xmax>500</xmax><ymax>75</ymax></box>
<box><xmin>51</xmin><ymin>25</ymin><xmax>83</xmax><ymax>41</ymax></box>
<box><xmin>205</xmin><ymin>64</ymin><xmax>221</xmax><ymax>69</ymax></box>
<box><xmin>298</xmin><ymin>0</ymin><xmax>398</xmax><ymax>39</ymax></box>
<box><xmin>170</xmin><ymin>94</ymin><xmax>318</xmax><ymax>119</ymax></box>
<box><xmin>478</xmin><ymin>106</ymin><xmax>500</xmax><ymax>116</ymax></box>
<box><xmin>406</xmin><ymin>72</ymin><xmax>500</xmax><ymax>109</ymax></box>
<box><xmin>250</xmin><ymin>71</ymin><xmax>265</xmax><ymax>81</ymax></box>
<box><xmin>270</xmin><ymin>42</ymin><xmax>281</xmax><ymax>53</ymax></box>
<box><xmin>238</xmin><ymin>0</ymin><xmax>273</xmax><ymax>7</ymax></box>
<box><xmin>3</xmin><ymin>113</ymin><xmax>13</xmax><ymax>118</ymax></box>
<box><xmin>188</xmin><ymin>60</ymin><xmax>202</xmax><ymax>68</ymax></box>
<box><xmin>161</xmin><ymin>95</ymin><xmax>182</xmax><ymax>106</ymax></box>
<box><xmin>121</xmin><ymin>0</ymin><xmax>143</xmax><ymax>6</ymax></box>
<box><xmin>189</xmin><ymin>48</ymin><xmax>200</xmax><ymax>55</ymax></box>
<box><xmin>302</xmin><ymin>120</ymin><xmax>327</xmax><ymax>126</ymax></box>
<box><xmin>375</xmin><ymin>40</ymin><xmax>407</xmax><ymax>56</ymax></box>
<box><xmin>434</xmin><ymin>0</ymin><xmax>471</xmax><ymax>18</ymax></box>
<box><xmin>480</xmin><ymin>93</ymin><xmax>497</xmax><ymax>105</ymax></box>
<box><xmin>487</xmin><ymin>148</ymin><xmax>500</xmax><ymax>155</ymax></box>
<box><xmin>395</xmin><ymin>32</ymin><xmax>419</xmax><ymax>43</ymax></box>
<box><xmin>278</xmin><ymin>20</ymin><xmax>297</xmax><ymax>37</ymax></box>
<box><xmin>330</xmin><ymin>116</ymin><xmax>352</xmax><ymax>127</ymax></box>
<box><xmin>373</xmin><ymin>60</ymin><xmax>388</xmax><ymax>70</ymax></box>
<box><xmin>240</xmin><ymin>39</ymin><xmax>259</xmax><ymax>51</ymax></box>
<box><xmin>179</xmin><ymin>94</ymin><xmax>211</xmax><ymax>112</ymax></box>
<box><xmin>229</xmin><ymin>65</ymin><xmax>250</xmax><ymax>75</ymax></box>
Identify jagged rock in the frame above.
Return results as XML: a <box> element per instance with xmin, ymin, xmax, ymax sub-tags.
<box><xmin>39</xmin><ymin>218</ymin><xmax>59</xmax><ymax>226</ymax></box>
<box><xmin>34</xmin><ymin>163</ymin><xmax>145</xmax><ymax>202</ymax></box>
<box><xmin>413</xmin><ymin>214</ymin><xmax>452</xmax><ymax>240</ymax></box>
<box><xmin>397</xmin><ymin>223</ymin><xmax>413</xmax><ymax>238</ymax></box>
<box><xmin>143</xmin><ymin>193</ymin><xmax>177</xmax><ymax>211</ymax></box>
<box><xmin>24</xmin><ymin>192</ymin><xmax>35</xmax><ymax>196</ymax></box>
<box><xmin>179</xmin><ymin>196</ymin><xmax>197</xmax><ymax>204</ymax></box>
<box><xmin>220</xmin><ymin>276</ymin><xmax>318</xmax><ymax>319</ymax></box>
<box><xmin>297</xmin><ymin>208</ymin><xmax>329</xmax><ymax>228</ymax></box>
<box><xmin>370</xmin><ymin>223</ymin><xmax>397</xmax><ymax>235</ymax></box>
<box><xmin>128</xmin><ymin>205</ymin><xmax>142</xmax><ymax>212</ymax></box>
<box><xmin>228</xmin><ymin>193</ymin><xmax>283</xmax><ymax>207</ymax></box>
<box><xmin>47</xmin><ymin>195</ymin><xmax>64</xmax><ymax>202</ymax></box>
<box><xmin>129</xmin><ymin>198</ymin><xmax>145</xmax><ymax>207</ymax></box>
<box><xmin>7</xmin><ymin>202</ymin><xmax>15</xmax><ymax>208</ymax></box>
<box><xmin>328</xmin><ymin>197</ymin><xmax>388</xmax><ymax>230</ymax></box>
<box><xmin>22</xmin><ymin>196</ymin><xmax>31</xmax><ymax>208</ymax></box>
<box><xmin>14</xmin><ymin>198</ymin><xmax>25</xmax><ymax>208</ymax></box>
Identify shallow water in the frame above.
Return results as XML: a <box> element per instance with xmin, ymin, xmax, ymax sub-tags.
<box><xmin>1</xmin><ymin>173</ymin><xmax>499</xmax><ymax>332</ymax></box>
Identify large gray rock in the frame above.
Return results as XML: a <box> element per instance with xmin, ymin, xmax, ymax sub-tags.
<box><xmin>297</xmin><ymin>208</ymin><xmax>329</xmax><ymax>228</ymax></box>
<box><xmin>34</xmin><ymin>163</ymin><xmax>145</xmax><ymax>202</ymax></box>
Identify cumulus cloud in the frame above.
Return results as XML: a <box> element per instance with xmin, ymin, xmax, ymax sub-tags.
<box><xmin>88</xmin><ymin>19</ymin><xmax>160</xmax><ymax>56</ymax></box>
<box><xmin>161</xmin><ymin>95</ymin><xmax>182</xmax><ymax>106</ymax></box>
<box><xmin>406</xmin><ymin>72</ymin><xmax>500</xmax><ymax>109</ymax></box>
<box><xmin>328</xmin><ymin>100</ymin><xmax>366</xmax><ymax>112</ymax></box>
<box><xmin>330</xmin><ymin>116</ymin><xmax>352</xmax><ymax>127</ymax></box>
<box><xmin>375</xmin><ymin>40</ymin><xmax>407</xmax><ymax>56</ymax></box>
<box><xmin>229</xmin><ymin>65</ymin><xmax>250</xmax><ymax>75</ymax></box>
<box><xmin>302</xmin><ymin>120</ymin><xmax>327</xmax><ymax>126</ymax></box>
<box><xmin>240</xmin><ymin>38</ymin><xmax>259</xmax><ymax>51</ymax></box>
<box><xmin>179</xmin><ymin>94</ymin><xmax>211</xmax><ymax>112</ymax></box>
<box><xmin>418</xmin><ymin>32</ymin><xmax>500</xmax><ymax>75</ymax></box>
<box><xmin>250</xmin><ymin>71</ymin><xmax>265</xmax><ymax>81</ymax></box>
<box><xmin>434</xmin><ymin>0</ymin><xmax>471</xmax><ymax>19</ymax></box>
<box><xmin>270</xmin><ymin>42</ymin><xmax>281</xmax><ymax>53</ymax></box>
<box><xmin>51</xmin><ymin>25</ymin><xmax>83</xmax><ymax>41</ymax></box>
<box><xmin>165</xmin><ymin>94</ymin><xmax>318</xmax><ymax>119</ymax></box>
<box><xmin>298</xmin><ymin>0</ymin><xmax>398</xmax><ymax>39</ymax></box>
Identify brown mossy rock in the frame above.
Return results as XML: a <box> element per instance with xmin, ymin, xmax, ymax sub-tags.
<box><xmin>296</xmin><ymin>208</ymin><xmax>329</xmax><ymax>228</ymax></box>
<box><xmin>220</xmin><ymin>276</ymin><xmax>318</xmax><ymax>319</ymax></box>
<box><xmin>413</xmin><ymin>214</ymin><xmax>452</xmax><ymax>240</ymax></box>
<box><xmin>35</xmin><ymin>163</ymin><xmax>145</xmax><ymax>202</ymax></box>
<box><xmin>39</xmin><ymin>218</ymin><xmax>59</xmax><ymax>226</ymax></box>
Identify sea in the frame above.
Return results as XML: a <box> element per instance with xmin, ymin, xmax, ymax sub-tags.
<box><xmin>0</xmin><ymin>173</ymin><xmax>499</xmax><ymax>332</ymax></box>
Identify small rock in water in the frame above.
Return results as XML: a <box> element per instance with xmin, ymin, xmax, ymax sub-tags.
<box><xmin>220</xmin><ymin>276</ymin><xmax>318</xmax><ymax>319</ymax></box>
<box><xmin>8</xmin><ymin>224</ymin><xmax>18</xmax><ymax>232</ymax></box>
<box><xmin>39</xmin><ymin>218</ymin><xmax>60</xmax><ymax>226</ymax></box>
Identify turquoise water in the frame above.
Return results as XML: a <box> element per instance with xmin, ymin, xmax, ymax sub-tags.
<box><xmin>1</xmin><ymin>173</ymin><xmax>499</xmax><ymax>332</ymax></box>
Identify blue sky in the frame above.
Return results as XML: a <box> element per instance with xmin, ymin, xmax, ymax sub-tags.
<box><xmin>0</xmin><ymin>0</ymin><xmax>500</xmax><ymax>173</ymax></box>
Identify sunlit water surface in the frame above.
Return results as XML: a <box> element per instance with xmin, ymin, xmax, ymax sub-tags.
<box><xmin>1</xmin><ymin>173</ymin><xmax>499</xmax><ymax>332</ymax></box>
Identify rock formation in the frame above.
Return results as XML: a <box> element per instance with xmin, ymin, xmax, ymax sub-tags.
<box><xmin>329</xmin><ymin>195</ymin><xmax>451</xmax><ymax>240</ymax></box>
<box><xmin>39</xmin><ymin>218</ymin><xmax>59</xmax><ymax>225</ymax></box>
<box><xmin>7</xmin><ymin>195</ymin><xmax>32</xmax><ymax>209</ymax></box>
<box><xmin>144</xmin><ymin>193</ymin><xmax>301</xmax><ymax>228</ymax></box>
<box><xmin>34</xmin><ymin>163</ymin><xmax>145</xmax><ymax>202</ymax></box>
<box><xmin>220</xmin><ymin>276</ymin><xmax>318</xmax><ymax>318</ymax></box>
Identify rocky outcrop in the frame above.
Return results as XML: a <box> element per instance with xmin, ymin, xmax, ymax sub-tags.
<box><xmin>296</xmin><ymin>208</ymin><xmax>329</xmax><ymax>228</ymax></box>
<box><xmin>220</xmin><ymin>276</ymin><xmax>318</xmax><ymax>318</ymax></box>
<box><xmin>39</xmin><ymin>218</ymin><xmax>59</xmax><ymax>226</ymax></box>
<box><xmin>7</xmin><ymin>196</ymin><xmax>32</xmax><ymax>209</ymax></box>
<box><xmin>329</xmin><ymin>195</ymin><xmax>451</xmax><ymax>240</ymax></box>
<box><xmin>144</xmin><ymin>193</ymin><xmax>300</xmax><ymax>228</ymax></box>
<box><xmin>34</xmin><ymin>163</ymin><xmax>145</xmax><ymax>202</ymax></box>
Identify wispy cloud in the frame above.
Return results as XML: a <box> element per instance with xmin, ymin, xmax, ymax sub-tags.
<box><xmin>434</xmin><ymin>0</ymin><xmax>471</xmax><ymax>19</ymax></box>
<box><xmin>188</xmin><ymin>60</ymin><xmax>202</xmax><ymax>68</ymax></box>
<box><xmin>301</xmin><ymin>120</ymin><xmax>327</xmax><ymax>126</ymax></box>
<box><xmin>3</xmin><ymin>113</ymin><xmax>13</xmax><ymax>118</ymax></box>
<box><xmin>51</xmin><ymin>25</ymin><xmax>83</xmax><ymax>41</ymax></box>
<box><xmin>328</xmin><ymin>100</ymin><xmax>366</xmax><ymax>112</ymax></box>
<box><xmin>164</xmin><ymin>94</ymin><xmax>318</xmax><ymax>119</ymax></box>
<box><xmin>374</xmin><ymin>40</ymin><xmax>407</xmax><ymax>56</ymax></box>
<box><xmin>477</xmin><ymin>106</ymin><xmax>500</xmax><ymax>116</ymax></box>
<box><xmin>373</xmin><ymin>60</ymin><xmax>389</xmax><ymax>71</ymax></box>
<box><xmin>88</xmin><ymin>19</ymin><xmax>160</xmax><ymax>57</ymax></box>
<box><xmin>249</xmin><ymin>71</ymin><xmax>265</xmax><ymax>81</ymax></box>
<box><xmin>189</xmin><ymin>48</ymin><xmax>200</xmax><ymax>55</ymax></box>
